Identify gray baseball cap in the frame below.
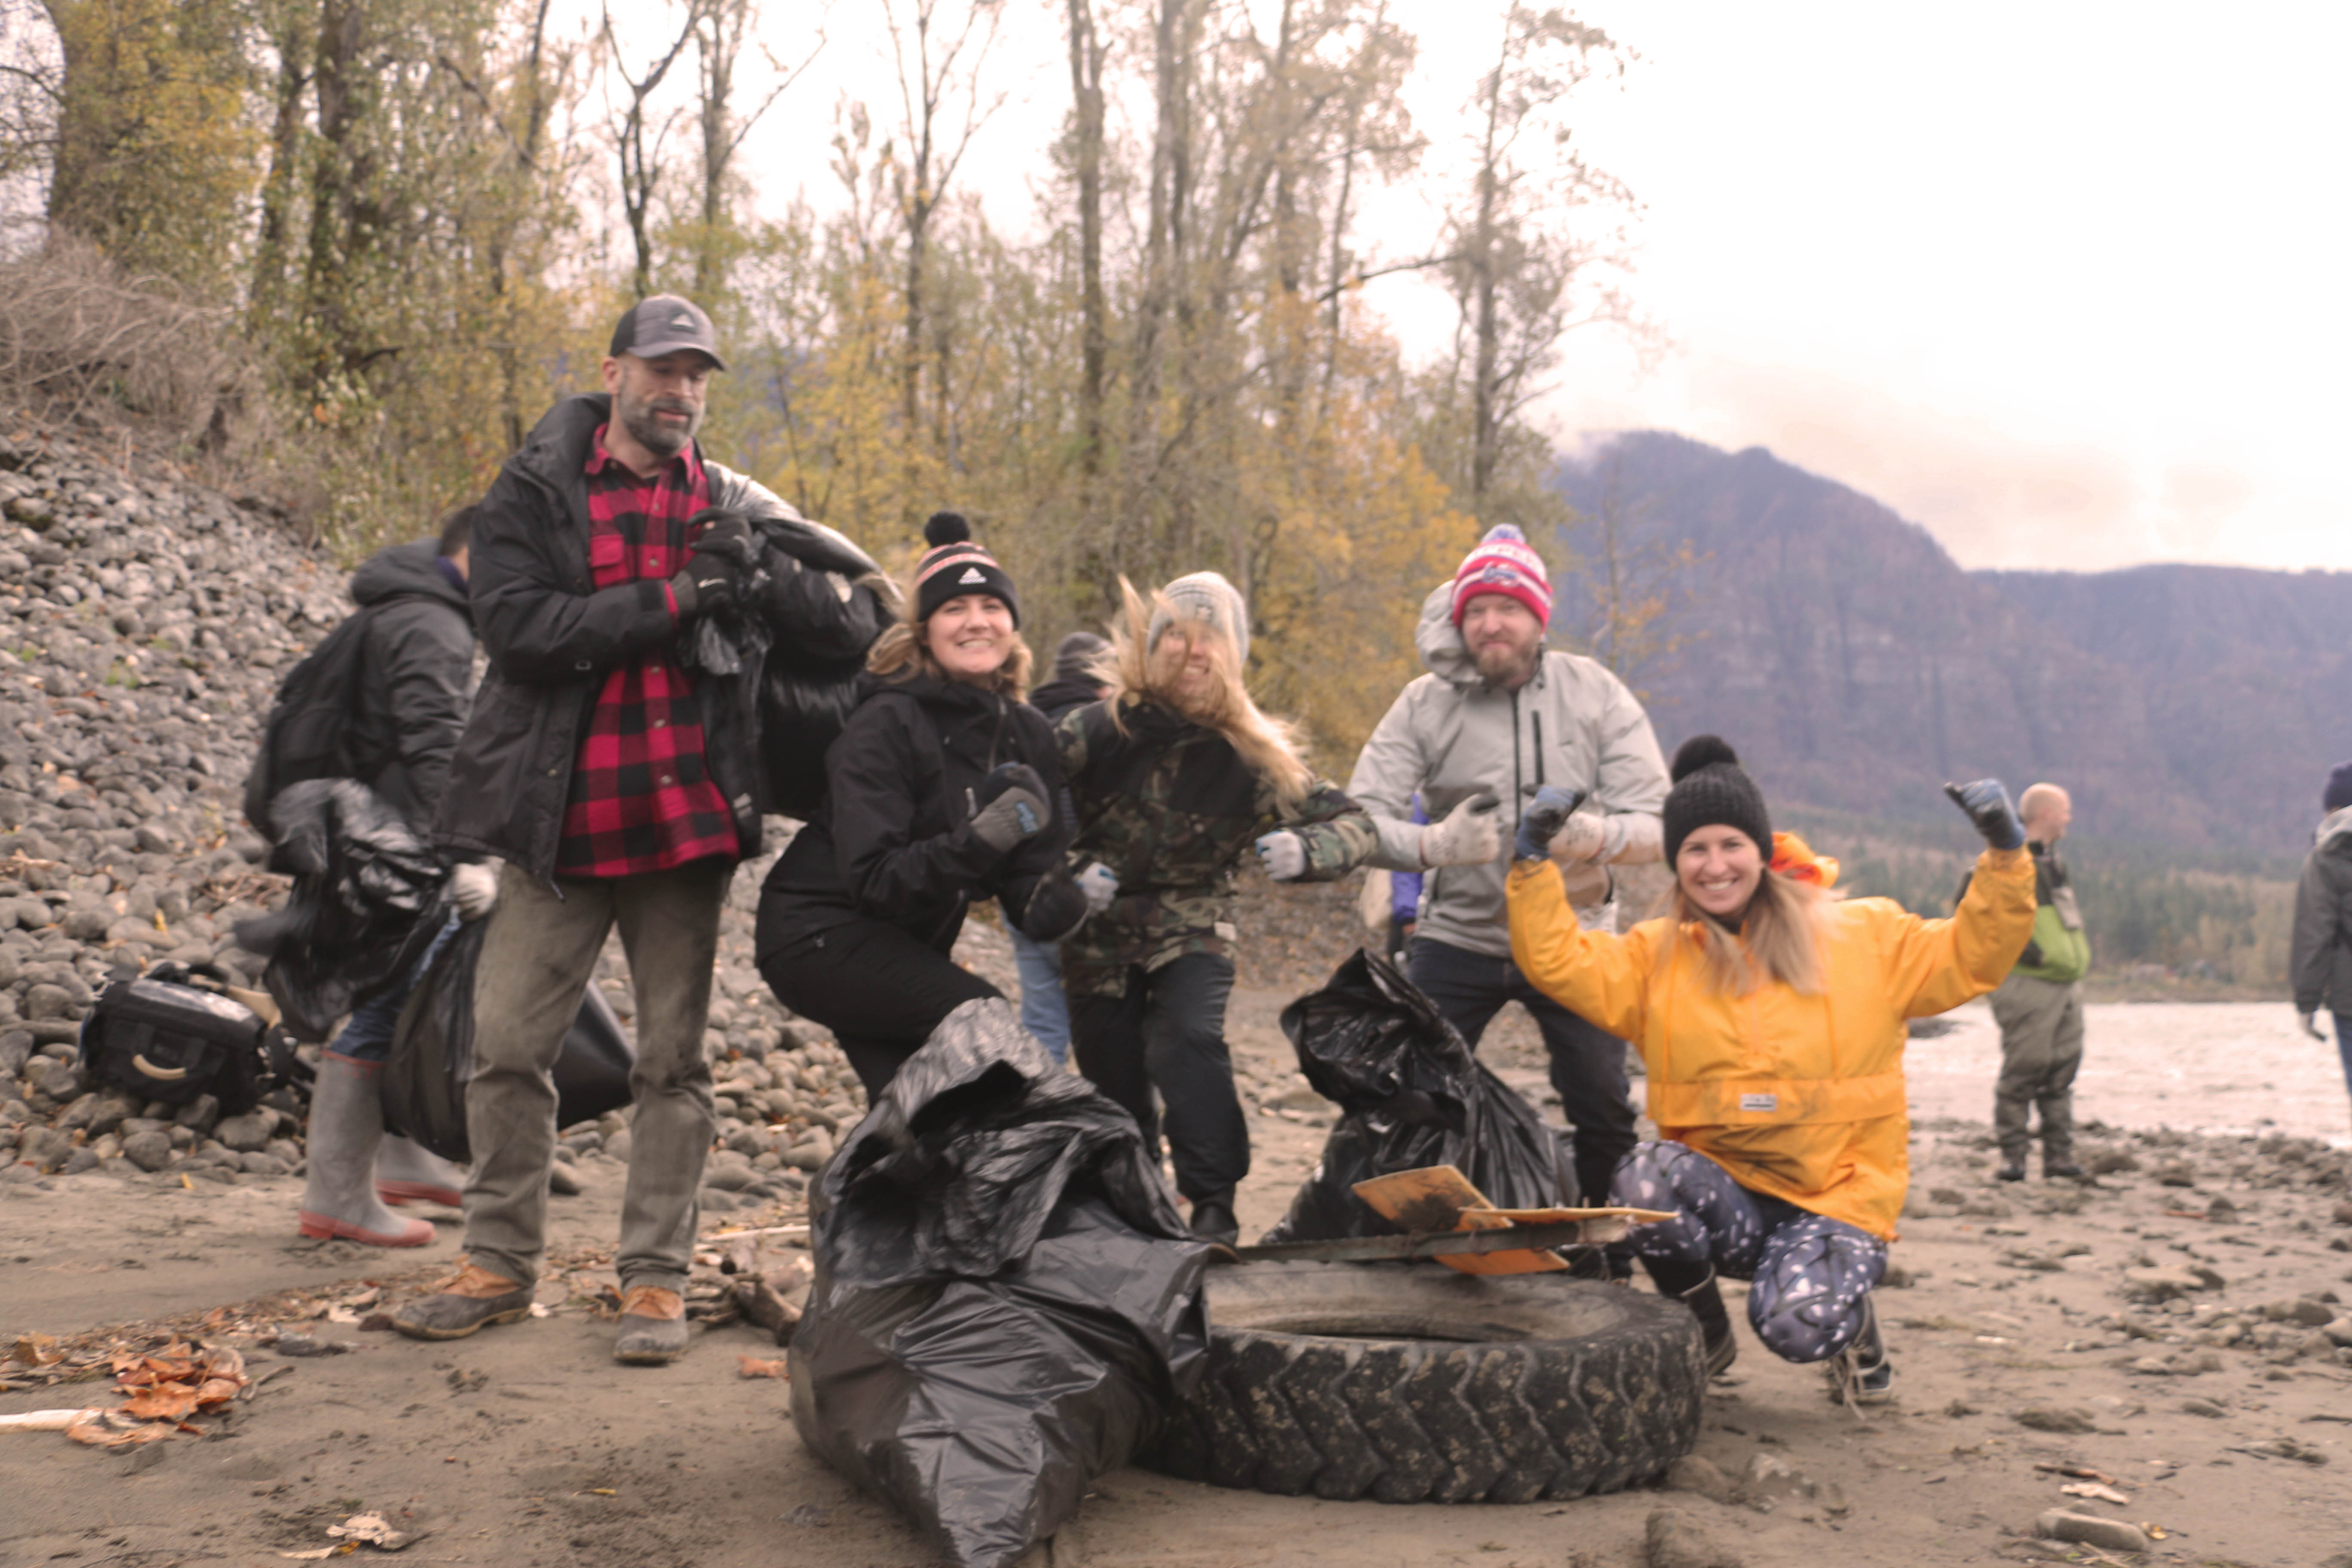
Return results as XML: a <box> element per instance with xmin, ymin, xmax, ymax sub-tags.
<box><xmin>609</xmin><ymin>294</ymin><xmax>727</xmax><ymax>371</ymax></box>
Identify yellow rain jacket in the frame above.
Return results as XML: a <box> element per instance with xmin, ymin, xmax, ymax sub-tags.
<box><xmin>1507</xmin><ymin>840</ymin><xmax>2036</xmax><ymax>1240</ymax></box>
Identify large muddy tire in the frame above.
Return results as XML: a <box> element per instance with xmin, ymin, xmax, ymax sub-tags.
<box><xmin>1142</xmin><ymin>1261</ymin><xmax>1704</xmax><ymax>1503</ymax></box>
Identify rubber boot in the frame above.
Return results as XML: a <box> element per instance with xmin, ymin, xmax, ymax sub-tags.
<box><xmin>376</xmin><ymin>1134</ymin><xmax>465</xmax><ymax>1208</ymax></box>
<box><xmin>1188</xmin><ymin>1194</ymin><xmax>1240</xmax><ymax>1246</ymax></box>
<box><xmin>1642</xmin><ymin>1257</ymin><xmax>1736</xmax><ymax>1375</ymax></box>
<box><xmin>298</xmin><ymin>1053</ymin><xmax>435</xmax><ymax>1247</ymax></box>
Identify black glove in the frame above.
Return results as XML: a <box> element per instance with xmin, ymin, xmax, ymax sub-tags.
<box><xmin>971</xmin><ymin>763</ymin><xmax>1051</xmax><ymax>853</ymax></box>
<box><xmin>1944</xmin><ymin>779</ymin><xmax>2024</xmax><ymax>851</ymax></box>
<box><xmin>1513</xmin><ymin>784</ymin><xmax>1587</xmax><ymax>861</ymax></box>
<box><xmin>1017</xmin><ymin>873</ymin><xmax>1089</xmax><ymax>943</ymax></box>
<box><xmin>668</xmin><ymin>555</ymin><xmax>741</xmax><ymax>619</ymax></box>
<box><xmin>686</xmin><ymin>508</ymin><xmax>761</xmax><ymax>568</ymax></box>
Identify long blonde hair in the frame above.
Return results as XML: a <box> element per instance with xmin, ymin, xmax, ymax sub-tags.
<box><xmin>1106</xmin><ymin>576</ymin><xmax>1312</xmax><ymax>808</ymax></box>
<box><xmin>1656</xmin><ymin>867</ymin><xmax>1831</xmax><ymax>996</ymax></box>
<box><xmin>866</xmin><ymin>581</ymin><xmax>1034</xmax><ymax>698</ymax></box>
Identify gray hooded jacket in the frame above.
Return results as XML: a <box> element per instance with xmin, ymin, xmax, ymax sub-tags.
<box><xmin>2291</xmin><ymin>805</ymin><xmax>2352</xmax><ymax>1016</ymax></box>
<box><xmin>1346</xmin><ymin>581</ymin><xmax>1670</xmax><ymax>959</ymax></box>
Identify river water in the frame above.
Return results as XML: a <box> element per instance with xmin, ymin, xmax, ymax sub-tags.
<box><xmin>1903</xmin><ymin>1000</ymin><xmax>2352</xmax><ymax>1147</ymax></box>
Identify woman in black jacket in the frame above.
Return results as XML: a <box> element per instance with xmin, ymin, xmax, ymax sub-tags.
<box><xmin>756</xmin><ymin>514</ymin><xmax>1086</xmax><ymax>1097</ymax></box>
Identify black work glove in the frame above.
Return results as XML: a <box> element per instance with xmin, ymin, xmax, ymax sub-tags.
<box><xmin>686</xmin><ymin>508</ymin><xmax>762</xmax><ymax>568</ymax></box>
<box><xmin>668</xmin><ymin>555</ymin><xmax>741</xmax><ymax>619</ymax></box>
<box><xmin>1017</xmin><ymin>873</ymin><xmax>1089</xmax><ymax>943</ymax></box>
<box><xmin>971</xmin><ymin>763</ymin><xmax>1051</xmax><ymax>853</ymax></box>
<box><xmin>1513</xmin><ymin>785</ymin><xmax>1587</xmax><ymax>861</ymax></box>
<box><xmin>1944</xmin><ymin>779</ymin><xmax>2025</xmax><ymax>851</ymax></box>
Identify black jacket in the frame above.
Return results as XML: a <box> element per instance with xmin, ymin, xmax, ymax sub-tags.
<box><xmin>345</xmin><ymin>541</ymin><xmax>473</xmax><ymax>832</ymax></box>
<box><xmin>756</xmin><ymin>674</ymin><xmax>1072</xmax><ymax>959</ymax></box>
<box><xmin>433</xmin><ymin>393</ymin><xmax>886</xmax><ymax>879</ymax></box>
<box><xmin>1029</xmin><ymin>675</ymin><xmax>1107</xmax><ymax>723</ymax></box>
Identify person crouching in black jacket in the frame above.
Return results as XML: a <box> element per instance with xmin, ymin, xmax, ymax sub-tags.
<box><xmin>755</xmin><ymin>513</ymin><xmax>1087</xmax><ymax>1098</ymax></box>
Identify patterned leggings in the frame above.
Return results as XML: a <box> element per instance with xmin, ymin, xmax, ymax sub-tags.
<box><xmin>1610</xmin><ymin>1140</ymin><xmax>1887</xmax><ymax>1365</ymax></box>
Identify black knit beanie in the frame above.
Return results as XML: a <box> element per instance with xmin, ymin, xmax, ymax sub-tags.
<box><xmin>1661</xmin><ymin>735</ymin><xmax>1773</xmax><ymax>865</ymax></box>
<box><xmin>913</xmin><ymin>511</ymin><xmax>1020</xmax><ymax>626</ymax></box>
<box><xmin>1051</xmin><ymin>631</ymin><xmax>1109</xmax><ymax>683</ymax></box>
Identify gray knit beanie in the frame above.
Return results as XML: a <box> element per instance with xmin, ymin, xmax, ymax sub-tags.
<box><xmin>1147</xmin><ymin>571</ymin><xmax>1250</xmax><ymax>665</ymax></box>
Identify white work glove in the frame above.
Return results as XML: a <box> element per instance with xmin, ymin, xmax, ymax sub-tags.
<box><xmin>2300</xmin><ymin>1010</ymin><xmax>2329</xmax><ymax>1042</ymax></box>
<box><xmin>1418</xmin><ymin>792</ymin><xmax>1502</xmax><ymax>867</ymax></box>
<box><xmin>1255</xmin><ymin>830</ymin><xmax>1308</xmax><ymax>882</ymax></box>
<box><xmin>450</xmin><ymin>862</ymin><xmax>499</xmax><ymax>922</ymax></box>
<box><xmin>1076</xmin><ymin>861</ymin><xmax>1120</xmax><ymax>916</ymax></box>
<box><xmin>1548</xmin><ymin>811</ymin><xmax>1608</xmax><ymax>865</ymax></box>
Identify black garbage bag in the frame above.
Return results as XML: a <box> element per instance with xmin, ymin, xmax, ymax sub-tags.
<box><xmin>378</xmin><ymin>919</ymin><xmax>638</xmax><ymax>1163</ymax></box>
<box><xmin>233</xmin><ymin>779</ymin><xmax>451</xmax><ymax>1040</ymax></box>
<box><xmin>750</xmin><ymin>511</ymin><xmax>894</xmax><ymax>821</ymax></box>
<box><xmin>1260</xmin><ymin>947</ymin><xmax>1579</xmax><ymax>1244</ymax></box>
<box><xmin>790</xmin><ymin>998</ymin><xmax>1208</xmax><ymax>1568</ymax></box>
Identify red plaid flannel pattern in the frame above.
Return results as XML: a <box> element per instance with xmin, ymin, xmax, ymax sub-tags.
<box><xmin>554</xmin><ymin>428</ymin><xmax>739</xmax><ymax>877</ymax></box>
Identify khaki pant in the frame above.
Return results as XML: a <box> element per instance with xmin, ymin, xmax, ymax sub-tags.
<box><xmin>1990</xmin><ymin>971</ymin><xmax>2084</xmax><ymax>1164</ymax></box>
<box><xmin>459</xmin><ymin>860</ymin><xmax>726</xmax><ymax>1290</ymax></box>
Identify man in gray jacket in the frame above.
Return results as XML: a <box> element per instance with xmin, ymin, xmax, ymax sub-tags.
<box><xmin>1348</xmin><ymin>524</ymin><xmax>1670</xmax><ymax>1207</ymax></box>
<box><xmin>2291</xmin><ymin>762</ymin><xmax>2352</xmax><ymax>1115</ymax></box>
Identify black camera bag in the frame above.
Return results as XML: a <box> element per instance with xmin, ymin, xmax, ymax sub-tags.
<box><xmin>77</xmin><ymin>962</ymin><xmax>270</xmax><ymax>1115</ymax></box>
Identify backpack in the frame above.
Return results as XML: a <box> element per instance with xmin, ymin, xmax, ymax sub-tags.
<box><xmin>242</xmin><ymin>609</ymin><xmax>375</xmax><ymax>830</ymax></box>
<box><xmin>77</xmin><ymin>962</ymin><xmax>294</xmax><ymax>1115</ymax></box>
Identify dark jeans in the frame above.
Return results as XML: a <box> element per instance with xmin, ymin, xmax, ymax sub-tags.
<box><xmin>1069</xmin><ymin>953</ymin><xmax>1244</xmax><ymax>1205</ymax></box>
<box><xmin>2336</xmin><ymin>1014</ymin><xmax>2352</xmax><ymax>1110</ymax></box>
<box><xmin>759</xmin><ymin>917</ymin><xmax>1002</xmax><ymax>1100</ymax></box>
<box><xmin>1407</xmin><ymin>935</ymin><xmax>1637</xmax><ymax>1207</ymax></box>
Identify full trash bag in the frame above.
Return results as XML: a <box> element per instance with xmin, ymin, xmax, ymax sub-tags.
<box><xmin>233</xmin><ymin>779</ymin><xmax>451</xmax><ymax>1040</ymax></box>
<box><xmin>378</xmin><ymin>919</ymin><xmax>637</xmax><ymax>1163</ymax></box>
<box><xmin>1260</xmin><ymin>947</ymin><xmax>1579</xmax><ymax>1244</ymax></box>
<box><xmin>790</xmin><ymin>998</ymin><xmax>1208</xmax><ymax>1568</ymax></box>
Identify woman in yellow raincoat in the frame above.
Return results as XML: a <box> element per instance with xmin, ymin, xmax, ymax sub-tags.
<box><xmin>1507</xmin><ymin>736</ymin><xmax>2036</xmax><ymax>1401</ymax></box>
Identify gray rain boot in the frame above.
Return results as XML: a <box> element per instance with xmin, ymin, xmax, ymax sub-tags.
<box><xmin>376</xmin><ymin>1134</ymin><xmax>465</xmax><ymax>1208</ymax></box>
<box><xmin>299</xmin><ymin>1053</ymin><xmax>435</xmax><ymax>1247</ymax></box>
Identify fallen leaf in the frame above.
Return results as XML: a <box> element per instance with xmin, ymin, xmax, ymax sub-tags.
<box><xmin>584</xmin><ymin>1488</ymin><xmax>617</xmax><ymax>1496</ymax></box>
<box><xmin>738</xmin><ymin>1354</ymin><xmax>788</xmax><ymax>1380</ymax></box>
<box><xmin>2061</xmin><ymin>1482</ymin><xmax>2132</xmax><ymax>1505</ymax></box>
<box><xmin>122</xmin><ymin>1387</ymin><xmax>200</xmax><ymax>1420</ymax></box>
<box><xmin>11</xmin><ymin>1333</ymin><xmax>62</xmax><ymax>1366</ymax></box>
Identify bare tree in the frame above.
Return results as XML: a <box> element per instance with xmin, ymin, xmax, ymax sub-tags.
<box><xmin>688</xmin><ymin>0</ymin><xmax>824</xmax><ymax>300</ymax></box>
<box><xmin>603</xmin><ymin>0</ymin><xmax>704</xmax><ymax>300</ymax></box>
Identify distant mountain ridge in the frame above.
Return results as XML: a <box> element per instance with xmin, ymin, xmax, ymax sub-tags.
<box><xmin>1549</xmin><ymin>432</ymin><xmax>2352</xmax><ymax>856</ymax></box>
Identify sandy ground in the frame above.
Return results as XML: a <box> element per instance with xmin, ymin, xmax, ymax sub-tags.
<box><xmin>7</xmin><ymin>983</ymin><xmax>2352</xmax><ymax>1568</ymax></box>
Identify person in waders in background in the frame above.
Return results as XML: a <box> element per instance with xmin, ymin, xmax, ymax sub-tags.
<box><xmin>1980</xmin><ymin>783</ymin><xmax>2091</xmax><ymax>1182</ymax></box>
<box><xmin>1055</xmin><ymin>573</ymin><xmax>1377</xmax><ymax>1245</ymax></box>
<box><xmin>2291</xmin><ymin>761</ymin><xmax>2352</xmax><ymax>1117</ymax></box>
<box><xmin>1506</xmin><ymin>736</ymin><xmax>2036</xmax><ymax>1403</ymax></box>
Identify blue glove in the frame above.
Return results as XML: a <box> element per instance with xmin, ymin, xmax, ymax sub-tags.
<box><xmin>1944</xmin><ymin>779</ymin><xmax>2025</xmax><ymax>850</ymax></box>
<box><xmin>1513</xmin><ymin>785</ymin><xmax>1586</xmax><ymax>861</ymax></box>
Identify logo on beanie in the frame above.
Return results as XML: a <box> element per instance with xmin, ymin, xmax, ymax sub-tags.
<box><xmin>959</xmin><ymin>567</ymin><xmax>986</xmax><ymax>585</ymax></box>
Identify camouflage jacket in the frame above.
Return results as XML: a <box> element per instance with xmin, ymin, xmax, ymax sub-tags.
<box><xmin>1055</xmin><ymin>697</ymin><xmax>1377</xmax><ymax>997</ymax></box>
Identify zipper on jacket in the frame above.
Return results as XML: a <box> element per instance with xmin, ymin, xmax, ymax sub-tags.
<box><xmin>1533</xmin><ymin>713</ymin><xmax>1545</xmax><ymax>788</ymax></box>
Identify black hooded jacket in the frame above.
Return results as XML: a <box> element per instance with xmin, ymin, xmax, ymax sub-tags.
<box><xmin>345</xmin><ymin>540</ymin><xmax>474</xmax><ymax>832</ymax></box>
<box><xmin>756</xmin><ymin>673</ymin><xmax>1073</xmax><ymax>959</ymax></box>
<box><xmin>433</xmin><ymin>393</ymin><xmax>888</xmax><ymax>879</ymax></box>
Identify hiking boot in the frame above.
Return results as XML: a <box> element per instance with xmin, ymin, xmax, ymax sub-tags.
<box><xmin>2044</xmin><ymin>1158</ymin><xmax>2086</xmax><ymax>1181</ymax></box>
<box><xmin>375</xmin><ymin>1133</ymin><xmax>464</xmax><ymax>1209</ymax></box>
<box><xmin>1994</xmin><ymin>1162</ymin><xmax>2027</xmax><ymax>1183</ymax></box>
<box><xmin>1826</xmin><ymin>1296</ymin><xmax>1894</xmax><ymax>1406</ymax></box>
<box><xmin>1188</xmin><ymin>1200</ymin><xmax>1240</xmax><ymax>1247</ymax></box>
<box><xmin>300</xmin><ymin>1052</ymin><xmax>435</xmax><ymax>1248</ymax></box>
<box><xmin>614</xmin><ymin>1286</ymin><xmax>689</xmax><ymax>1366</ymax></box>
<box><xmin>390</xmin><ymin>1262</ymin><xmax>534</xmax><ymax>1341</ymax></box>
<box><xmin>1644</xmin><ymin>1258</ymin><xmax>1738</xmax><ymax>1377</ymax></box>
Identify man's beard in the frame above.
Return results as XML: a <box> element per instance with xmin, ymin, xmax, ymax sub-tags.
<box><xmin>1473</xmin><ymin>639</ymin><xmax>1537</xmax><ymax>686</ymax></box>
<box><xmin>619</xmin><ymin>389</ymin><xmax>700</xmax><ymax>458</ymax></box>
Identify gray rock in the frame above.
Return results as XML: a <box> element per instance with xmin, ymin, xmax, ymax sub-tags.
<box><xmin>172</xmin><ymin>1092</ymin><xmax>220</xmax><ymax>1135</ymax></box>
<box><xmin>2033</xmin><ymin>1509</ymin><xmax>2151</xmax><ymax>1555</ymax></box>
<box><xmin>212</xmin><ymin>1111</ymin><xmax>272</xmax><ymax>1153</ymax></box>
<box><xmin>239</xmin><ymin>1152</ymin><xmax>288</xmax><ymax>1176</ymax></box>
<box><xmin>2178</xmin><ymin>1396</ymin><xmax>2226</xmax><ymax>1417</ymax></box>
<box><xmin>17</xmin><ymin>1124</ymin><xmax>71</xmax><ymax>1170</ymax></box>
<box><xmin>1645</xmin><ymin>1507</ymin><xmax>1746</xmax><ymax>1568</ymax></box>
<box><xmin>2013</xmin><ymin>1405</ymin><xmax>2100</xmax><ymax>1434</ymax></box>
<box><xmin>2263</xmin><ymin>1297</ymin><xmax>2336</xmax><ymax>1328</ymax></box>
<box><xmin>2122</xmin><ymin>1265</ymin><xmax>2210</xmax><ymax>1302</ymax></box>
<box><xmin>60</xmin><ymin>1145</ymin><xmax>99</xmax><ymax>1175</ymax></box>
<box><xmin>1662</xmin><ymin>1454</ymin><xmax>1735</xmax><ymax>1504</ymax></box>
<box><xmin>121</xmin><ymin>1129</ymin><xmax>173</xmax><ymax>1171</ymax></box>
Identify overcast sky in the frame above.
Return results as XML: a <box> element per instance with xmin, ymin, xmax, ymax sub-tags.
<box><xmin>615</xmin><ymin>1</ymin><xmax>2352</xmax><ymax>573</ymax></box>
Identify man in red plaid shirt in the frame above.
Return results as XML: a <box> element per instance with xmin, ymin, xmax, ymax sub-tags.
<box><xmin>395</xmin><ymin>297</ymin><xmax>806</xmax><ymax>1363</ymax></box>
